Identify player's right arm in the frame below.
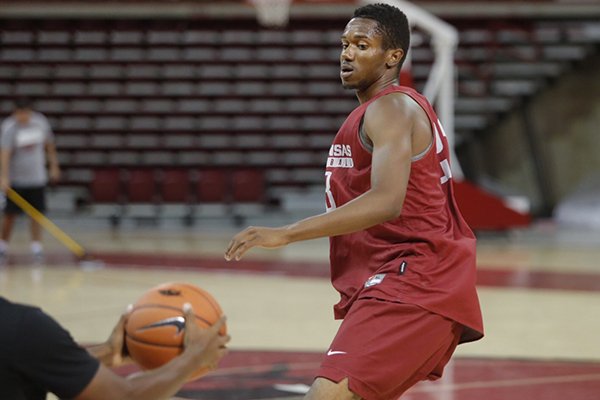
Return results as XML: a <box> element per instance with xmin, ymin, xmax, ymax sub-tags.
<box><xmin>0</xmin><ymin>119</ymin><xmax>14</xmax><ymax>193</ymax></box>
<box><xmin>0</xmin><ymin>148</ymin><xmax>11</xmax><ymax>193</ymax></box>
<box><xmin>225</xmin><ymin>92</ymin><xmax>429</xmax><ymax>261</ymax></box>
<box><xmin>76</xmin><ymin>307</ymin><xmax>230</xmax><ymax>400</ymax></box>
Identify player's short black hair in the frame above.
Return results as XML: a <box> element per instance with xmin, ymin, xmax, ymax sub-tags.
<box><xmin>13</xmin><ymin>97</ymin><xmax>33</xmax><ymax>111</ymax></box>
<box><xmin>353</xmin><ymin>3</ymin><xmax>410</xmax><ymax>55</ymax></box>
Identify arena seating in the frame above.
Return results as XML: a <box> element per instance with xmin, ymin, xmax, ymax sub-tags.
<box><xmin>0</xmin><ymin>16</ymin><xmax>598</xmax><ymax>222</ymax></box>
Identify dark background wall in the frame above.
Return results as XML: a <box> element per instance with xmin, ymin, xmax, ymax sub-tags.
<box><xmin>473</xmin><ymin>53</ymin><xmax>600</xmax><ymax>214</ymax></box>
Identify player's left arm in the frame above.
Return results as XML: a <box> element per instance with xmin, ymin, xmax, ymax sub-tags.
<box><xmin>43</xmin><ymin>116</ymin><xmax>60</xmax><ymax>183</ymax></box>
<box><xmin>45</xmin><ymin>142</ymin><xmax>61</xmax><ymax>183</ymax></box>
<box><xmin>225</xmin><ymin>93</ymin><xmax>415</xmax><ymax>261</ymax></box>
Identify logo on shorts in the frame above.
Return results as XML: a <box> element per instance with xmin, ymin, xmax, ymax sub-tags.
<box><xmin>364</xmin><ymin>273</ymin><xmax>386</xmax><ymax>288</ymax></box>
<box><xmin>327</xmin><ymin>349</ymin><xmax>347</xmax><ymax>356</ymax></box>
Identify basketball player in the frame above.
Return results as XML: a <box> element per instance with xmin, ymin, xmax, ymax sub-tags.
<box><xmin>0</xmin><ymin>296</ymin><xmax>230</xmax><ymax>400</ymax></box>
<box><xmin>225</xmin><ymin>3</ymin><xmax>484</xmax><ymax>399</ymax></box>
<box><xmin>0</xmin><ymin>97</ymin><xmax>61</xmax><ymax>261</ymax></box>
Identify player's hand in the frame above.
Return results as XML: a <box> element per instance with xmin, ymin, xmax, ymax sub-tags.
<box><xmin>224</xmin><ymin>226</ymin><xmax>290</xmax><ymax>261</ymax></box>
<box><xmin>105</xmin><ymin>305</ymin><xmax>133</xmax><ymax>367</ymax></box>
<box><xmin>182</xmin><ymin>304</ymin><xmax>230</xmax><ymax>370</ymax></box>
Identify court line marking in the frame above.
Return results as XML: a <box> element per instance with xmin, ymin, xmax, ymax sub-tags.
<box><xmin>412</xmin><ymin>372</ymin><xmax>600</xmax><ymax>393</ymax></box>
<box><xmin>185</xmin><ymin>361</ymin><xmax>600</xmax><ymax>393</ymax></box>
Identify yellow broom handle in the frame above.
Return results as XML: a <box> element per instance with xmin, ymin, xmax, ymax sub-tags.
<box><xmin>6</xmin><ymin>188</ymin><xmax>86</xmax><ymax>258</ymax></box>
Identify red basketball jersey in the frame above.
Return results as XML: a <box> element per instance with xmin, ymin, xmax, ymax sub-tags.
<box><xmin>326</xmin><ymin>85</ymin><xmax>483</xmax><ymax>343</ymax></box>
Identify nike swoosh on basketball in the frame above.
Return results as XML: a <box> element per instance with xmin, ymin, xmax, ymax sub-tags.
<box><xmin>327</xmin><ymin>350</ymin><xmax>347</xmax><ymax>356</ymax></box>
<box><xmin>139</xmin><ymin>316</ymin><xmax>186</xmax><ymax>333</ymax></box>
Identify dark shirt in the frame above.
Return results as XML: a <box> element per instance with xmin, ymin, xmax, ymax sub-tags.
<box><xmin>0</xmin><ymin>297</ymin><xmax>100</xmax><ymax>400</ymax></box>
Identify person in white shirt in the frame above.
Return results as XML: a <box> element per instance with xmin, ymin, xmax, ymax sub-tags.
<box><xmin>0</xmin><ymin>98</ymin><xmax>61</xmax><ymax>261</ymax></box>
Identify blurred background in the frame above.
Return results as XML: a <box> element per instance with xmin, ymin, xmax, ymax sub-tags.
<box><xmin>0</xmin><ymin>0</ymin><xmax>598</xmax><ymax>230</ymax></box>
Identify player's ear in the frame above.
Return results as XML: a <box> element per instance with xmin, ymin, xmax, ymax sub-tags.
<box><xmin>386</xmin><ymin>48</ymin><xmax>404</xmax><ymax>69</ymax></box>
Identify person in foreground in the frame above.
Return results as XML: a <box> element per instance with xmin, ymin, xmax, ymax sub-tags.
<box><xmin>225</xmin><ymin>3</ymin><xmax>484</xmax><ymax>399</ymax></box>
<box><xmin>0</xmin><ymin>296</ymin><xmax>230</xmax><ymax>400</ymax></box>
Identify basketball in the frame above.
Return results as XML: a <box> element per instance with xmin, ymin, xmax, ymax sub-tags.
<box><xmin>125</xmin><ymin>282</ymin><xmax>226</xmax><ymax>379</ymax></box>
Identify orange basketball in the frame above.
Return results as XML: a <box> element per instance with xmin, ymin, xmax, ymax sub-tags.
<box><xmin>125</xmin><ymin>282</ymin><xmax>226</xmax><ymax>379</ymax></box>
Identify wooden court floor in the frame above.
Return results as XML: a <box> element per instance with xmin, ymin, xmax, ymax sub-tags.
<box><xmin>1</xmin><ymin>218</ymin><xmax>600</xmax><ymax>399</ymax></box>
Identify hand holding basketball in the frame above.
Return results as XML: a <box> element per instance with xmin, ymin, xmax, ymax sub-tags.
<box><xmin>106</xmin><ymin>305</ymin><xmax>133</xmax><ymax>367</ymax></box>
<box><xmin>180</xmin><ymin>304</ymin><xmax>229</xmax><ymax>371</ymax></box>
<box><xmin>89</xmin><ymin>305</ymin><xmax>134</xmax><ymax>368</ymax></box>
<box><xmin>124</xmin><ymin>282</ymin><xmax>229</xmax><ymax>380</ymax></box>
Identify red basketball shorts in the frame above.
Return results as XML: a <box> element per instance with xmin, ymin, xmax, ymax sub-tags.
<box><xmin>316</xmin><ymin>297</ymin><xmax>462</xmax><ymax>400</ymax></box>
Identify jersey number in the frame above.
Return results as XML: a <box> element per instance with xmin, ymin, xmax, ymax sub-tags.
<box><xmin>435</xmin><ymin>120</ymin><xmax>452</xmax><ymax>184</ymax></box>
<box><xmin>325</xmin><ymin>120</ymin><xmax>451</xmax><ymax>210</ymax></box>
<box><xmin>325</xmin><ymin>171</ymin><xmax>336</xmax><ymax>211</ymax></box>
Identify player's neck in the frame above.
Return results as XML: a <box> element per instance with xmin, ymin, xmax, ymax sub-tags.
<box><xmin>355</xmin><ymin>76</ymin><xmax>399</xmax><ymax>104</ymax></box>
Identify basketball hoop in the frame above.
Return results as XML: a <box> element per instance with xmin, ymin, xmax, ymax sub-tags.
<box><xmin>248</xmin><ymin>0</ymin><xmax>293</xmax><ymax>28</ymax></box>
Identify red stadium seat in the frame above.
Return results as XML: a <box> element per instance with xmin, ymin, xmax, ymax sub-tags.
<box><xmin>196</xmin><ymin>169</ymin><xmax>230</xmax><ymax>203</ymax></box>
<box><xmin>160</xmin><ymin>169</ymin><xmax>191</xmax><ymax>203</ymax></box>
<box><xmin>126</xmin><ymin>169</ymin><xmax>158</xmax><ymax>203</ymax></box>
<box><xmin>90</xmin><ymin>168</ymin><xmax>122</xmax><ymax>203</ymax></box>
<box><xmin>231</xmin><ymin>169</ymin><xmax>265</xmax><ymax>203</ymax></box>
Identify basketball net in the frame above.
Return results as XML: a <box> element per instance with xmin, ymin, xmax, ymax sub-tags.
<box><xmin>249</xmin><ymin>0</ymin><xmax>293</xmax><ymax>28</ymax></box>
